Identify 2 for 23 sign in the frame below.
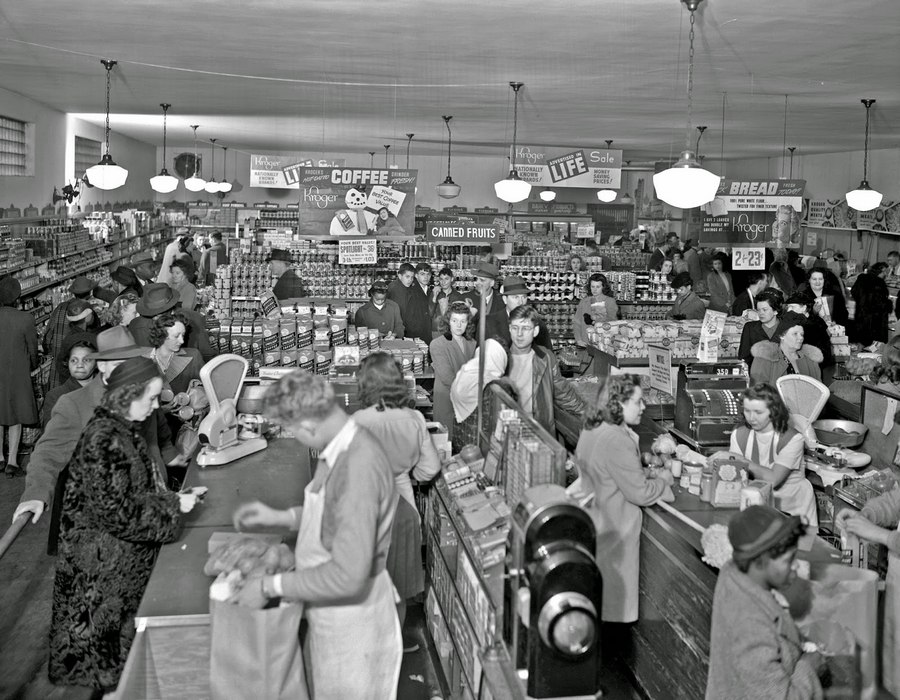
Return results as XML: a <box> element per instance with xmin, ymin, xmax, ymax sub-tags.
<box><xmin>732</xmin><ymin>247</ymin><xmax>765</xmax><ymax>270</ymax></box>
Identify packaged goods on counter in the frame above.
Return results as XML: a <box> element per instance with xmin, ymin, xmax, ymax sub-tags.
<box><xmin>586</xmin><ymin>318</ymin><xmax>747</xmax><ymax>360</ymax></box>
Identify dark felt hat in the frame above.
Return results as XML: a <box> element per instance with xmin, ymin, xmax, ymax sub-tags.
<box><xmin>69</xmin><ymin>276</ymin><xmax>96</xmax><ymax>296</ymax></box>
<box><xmin>270</xmin><ymin>248</ymin><xmax>292</xmax><ymax>263</ymax></box>
<box><xmin>671</xmin><ymin>271</ymin><xmax>693</xmax><ymax>290</ymax></box>
<box><xmin>472</xmin><ymin>261</ymin><xmax>500</xmax><ymax>280</ymax></box>
<box><xmin>133</xmin><ymin>252</ymin><xmax>162</xmax><ymax>282</ymax></box>
<box><xmin>135</xmin><ymin>283</ymin><xmax>180</xmax><ymax>317</ymax></box>
<box><xmin>0</xmin><ymin>275</ymin><xmax>22</xmax><ymax>305</ymax></box>
<box><xmin>112</xmin><ymin>265</ymin><xmax>140</xmax><ymax>289</ymax></box>
<box><xmin>106</xmin><ymin>356</ymin><xmax>161</xmax><ymax>392</ymax></box>
<box><xmin>728</xmin><ymin>505</ymin><xmax>803</xmax><ymax>564</ymax></box>
<box><xmin>500</xmin><ymin>276</ymin><xmax>532</xmax><ymax>296</ymax></box>
<box><xmin>65</xmin><ymin>298</ymin><xmax>95</xmax><ymax>323</ymax></box>
<box><xmin>86</xmin><ymin>326</ymin><xmax>149</xmax><ymax>360</ymax></box>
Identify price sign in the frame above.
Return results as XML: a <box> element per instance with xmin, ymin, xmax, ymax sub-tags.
<box><xmin>732</xmin><ymin>247</ymin><xmax>765</xmax><ymax>270</ymax></box>
<box><xmin>648</xmin><ymin>345</ymin><xmax>673</xmax><ymax>397</ymax></box>
<box><xmin>575</xmin><ymin>223</ymin><xmax>596</xmax><ymax>239</ymax></box>
<box><xmin>338</xmin><ymin>239</ymin><xmax>377</xmax><ymax>265</ymax></box>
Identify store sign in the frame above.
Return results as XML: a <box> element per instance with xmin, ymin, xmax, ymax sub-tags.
<box><xmin>338</xmin><ymin>239</ymin><xmax>377</xmax><ymax>264</ymax></box>
<box><xmin>806</xmin><ymin>198</ymin><xmax>900</xmax><ymax>234</ymax></box>
<box><xmin>700</xmin><ymin>179</ymin><xmax>805</xmax><ymax>248</ymax></box>
<box><xmin>527</xmin><ymin>202</ymin><xmax>579</xmax><ymax>215</ymax></box>
<box><xmin>249</xmin><ymin>154</ymin><xmax>346</xmax><ymax>189</ymax></box>
<box><xmin>514</xmin><ymin>146</ymin><xmax>622</xmax><ymax>189</ymax></box>
<box><xmin>474</xmin><ymin>207</ymin><xmax>499</xmax><ymax>214</ymax></box>
<box><xmin>425</xmin><ymin>219</ymin><xmax>499</xmax><ymax>243</ymax></box>
<box><xmin>731</xmin><ymin>247</ymin><xmax>766</xmax><ymax>270</ymax></box>
<box><xmin>575</xmin><ymin>223</ymin><xmax>596</xmax><ymax>239</ymax></box>
<box><xmin>289</xmin><ymin>167</ymin><xmax>417</xmax><ymax>237</ymax></box>
<box><xmin>648</xmin><ymin>345</ymin><xmax>673</xmax><ymax>397</ymax></box>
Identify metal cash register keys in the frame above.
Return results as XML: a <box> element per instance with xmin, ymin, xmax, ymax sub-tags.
<box><xmin>672</xmin><ymin>361</ymin><xmax>749</xmax><ymax>448</ymax></box>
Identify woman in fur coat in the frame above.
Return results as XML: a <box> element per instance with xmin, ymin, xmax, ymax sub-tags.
<box><xmin>750</xmin><ymin>312</ymin><xmax>823</xmax><ymax>385</ymax></box>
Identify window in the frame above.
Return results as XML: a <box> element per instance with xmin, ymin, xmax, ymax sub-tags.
<box><xmin>0</xmin><ymin>115</ymin><xmax>33</xmax><ymax>177</ymax></box>
<box><xmin>74</xmin><ymin>136</ymin><xmax>101</xmax><ymax>180</ymax></box>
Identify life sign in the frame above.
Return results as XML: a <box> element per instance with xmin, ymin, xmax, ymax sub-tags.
<box><xmin>547</xmin><ymin>151</ymin><xmax>589</xmax><ymax>184</ymax></box>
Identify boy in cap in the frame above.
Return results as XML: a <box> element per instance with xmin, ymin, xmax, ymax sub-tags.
<box><xmin>667</xmin><ymin>271</ymin><xmax>707</xmax><ymax>321</ymax></box>
<box><xmin>706</xmin><ymin>506</ymin><xmax>823</xmax><ymax>700</ymax></box>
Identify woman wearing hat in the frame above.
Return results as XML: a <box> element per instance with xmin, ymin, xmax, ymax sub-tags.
<box><xmin>353</xmin><ymin>281</ymin><xmax>404</xmax><ymax>339</ymax></box>
<box><xmin>42</xmin><ymin>333</ymin><xmax>97</xmax><ymax>427</ymax></box>
<box><xmin>48</xmin><ymin>357</ymin><xmax>199</xmax><ymax>691</ymax></box>
<box><xmin>0</xmin><ymin>275</ymin><xmax>39</xmax><ymax>477</ymax></box>
<box><xmin>749</xmin><ymin>312</ymin><xmax>823</xmax><ymax>385</ymax></box>
<box><xmin>667</xmin><ymin>271</ymin><xmax>707</xmax><ymax>320</ymax></box>
<box><xmin>43</xmin><ymin>276</ymin><xmax>97</xmax><ymax>388</ymax></box>
<box><xmin>711</xmin><ymin>382</ymin><xmax>817</xmax><ymax>525</ymax></box>
<box><xmin>706</xmin><ymin>505</ymin><xmax>823</xmax><ymax>699</ymax></box>
<box><xmin>110</xmin><ymin>264</ymin><xmax>143</xmax><ymax>298</ymax></box>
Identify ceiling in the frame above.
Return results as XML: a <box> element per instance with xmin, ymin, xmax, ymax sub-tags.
<box><xmin>1</xmin><ymin>0</ymin><xmax>899</xmax><ymax>164</ymax></box>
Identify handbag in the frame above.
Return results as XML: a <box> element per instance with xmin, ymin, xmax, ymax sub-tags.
<box><xmin>209</xmin><ymin>599</ymin><xmax>307</xmax><ymax>700</ymax></box>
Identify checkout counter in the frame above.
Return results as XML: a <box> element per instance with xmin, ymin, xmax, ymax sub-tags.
<box><xmin>116</xmin><ymin>441</ymin><xmax>312</xmax><ymax>699</ymax></box>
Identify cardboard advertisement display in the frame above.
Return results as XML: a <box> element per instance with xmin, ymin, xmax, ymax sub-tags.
<box><xmin>513</xmin><ymin>146</ymin><xmax>622</xmax><ymax>189</ymax></box>
<box><xmin>287</xmin><ymin>167</ymin><xmax>417</xmax><ymax>237</ymax></box>
<box><xmin>700</xmin><ymin>179</ymin><xmax>805</xmax><ymax>248</ymax></box>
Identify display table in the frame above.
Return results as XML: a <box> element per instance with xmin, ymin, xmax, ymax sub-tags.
<box><xmin>116</xmin><ymin>440</ymin><xmax>311</xmax><ymax>700</ymax></box>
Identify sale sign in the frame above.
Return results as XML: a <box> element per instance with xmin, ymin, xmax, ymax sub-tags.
<box><xmin>700</xmin><ymin>179</ymin><xmax>806</xmax><ymax>248</ymax></box>
<box><xmin>250</xmin><ymin>155</ymin><xmax>346</xmax><ymax>188</ymax></box>
<box><xmin>512</xmin><ymin>146</ymin><xmax>622</xmax><ymax>189</ymax></box>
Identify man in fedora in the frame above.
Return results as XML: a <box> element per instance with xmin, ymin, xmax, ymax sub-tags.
<box><xmin>43</xmin><ymin>276</ymin><xmax>99</xmax><ymax>388</ymax></box>
<box><xmin>133</xmin><ymin>251</ymin><xmax>161</xmax><ymax>284</ymax></box>
<box><xmin>13</xmin><ymin>326</ymin><xmax>188</xmax><ymax>553</ymax></box>
<box><xmin>270</xmin><ymin>248</ymin><xmax>305</xmax><ymax>300</ymax></box>
<box><xmin>469</xmin><ymin>261</ymin><xmax>504</xmax><ymax>319</ymax></box>
<box><xmin>129</xmin><ymin>283</ymin><xmax>216</xmax><ymax>361</ymax></box>
<box><xmin>484</xmin><ymin>275</ymin><xmax>553</xmax><ymax>350</ymax></box>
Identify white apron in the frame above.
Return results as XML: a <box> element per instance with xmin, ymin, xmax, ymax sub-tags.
<box><xmin>885</xmin><ymin>524</ymin><xmax>899</xmax><ymax>697</ymax></box>
<box><xmin>295</xmin><ymin>478</ymin><xmax>402</xmax><ymax>700</ymax></box>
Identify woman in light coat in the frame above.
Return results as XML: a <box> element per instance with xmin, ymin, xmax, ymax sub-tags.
<box><xmin>429</xmin><ymin>302</ymin><xmax>476</xmax><ymax>440</ymax></box>
<box><xmin>706</xmin><ymin>252</ymin><xmax>736</xmax><ymax>314</ymax></box>
<box><xmin>574</xmin><ymin>375</ymin><xmax>674</xmax><ymax>624</ymax></box>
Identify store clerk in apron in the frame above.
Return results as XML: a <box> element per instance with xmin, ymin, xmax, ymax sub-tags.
<box><xmin>710</xmin><ymin>382</ymin><xmax>818</xmax><ymax>526</ymax></box>
<box><xmin>233</xmin><ymin>371</ymin><xmax>402</xmax><ymax>699</ymax></box>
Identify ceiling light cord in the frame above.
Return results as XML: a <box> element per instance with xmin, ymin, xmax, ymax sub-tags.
<box><xmin>780</xmin><ymin>95</ymin><xmax>789</xmax><ymax>179</ymax></box>
<box><xmin>862</xmin><ymin>99</ymin><xmax>872</xmax><ymax>181</ymax></box>
<box><xmin>511</xmin><ymin>82</ymin><xmax>523</xmax><ymax>169</ymax></box>
<box><xmin>406</xmin><ymin>133</ymin><xmax>414</xmax><ymax>169</ymax></box>
<box><xmin>444</xmin><ymin>117</ymin><xmax>453</xmax><ymax>180</ymax></box>
<box><xmin>101</xmin><ymin>59</ymin><xmax>116</xmax><ymax>155</ymax></box>
<box><xmin>161</xmin><ymin>103</ymin><xmax>170</xmax><ymax>166</ymax></box>
<box><xmin>684</xmin><ymin>9</ymin><xmax>696</xmax><ymax>150</ymax></box>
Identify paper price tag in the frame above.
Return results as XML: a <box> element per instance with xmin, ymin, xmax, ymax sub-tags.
<box><xmin>732</xmin><ymin>247</ymin><xmax>766</xmax><ymax>270</ymax></box>
<box><xmin>882</xmin><ymin>397</ymin><xmax>898</xmax><ymax>435</ymax></box>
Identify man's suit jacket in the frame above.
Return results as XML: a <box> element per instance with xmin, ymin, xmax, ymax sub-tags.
<box><xmin>731</xmin><ymin>290</ymin><xmax>755</xmax><ymax>316</ymax></box>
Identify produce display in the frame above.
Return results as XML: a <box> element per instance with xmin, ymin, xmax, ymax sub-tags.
<box><xmin>204</xmin><ymin>535</ymin><xmax>295</xmax><ymax>578</ymax></box>
<box><xmin>586</xmin><ymin>318</ymin><xmax>746</xmax><ymax>360</ymax></box>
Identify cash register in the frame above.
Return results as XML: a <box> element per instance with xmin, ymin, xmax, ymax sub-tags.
<box><xmin>672</xmin><ymin>361</ymin><xmax>748</xmax><ymax>449</ymax></box>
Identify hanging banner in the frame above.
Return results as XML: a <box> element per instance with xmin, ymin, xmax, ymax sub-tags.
<box><xmin>287</xmin><ymin>167</ymin><xmax>417</xmax><ymax>237</ymax></box>
<box><xmin>700</xmin><ymin>179</ymin><xmax>805</xmax><ymax>248</ymax></box>
<box><xmin>249</xmin><ymin>155</ymin><xmax>346</xmax><ymax>188</ymax></box>
<box><xmin>514</xmin><ymin>146</ymin><xmax>622</xmax><ymax>189</ymax></box>
<box><xmin>806</xmin><ymin>198</ymin><xmax>900</xmax><ymax>233</ymax></box>
<box><xmin>338</xmin><ymin>239</ymin><xmax>377</xmax><ymax>264</ymax></box>
<box><xmin>425</xmin><ymin>219</ymin><xmax>499</xmax><ymax>244</ymax></box>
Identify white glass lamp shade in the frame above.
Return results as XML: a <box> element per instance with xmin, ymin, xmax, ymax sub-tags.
<box><xmin>652</xmin><ymin>150</ymin><xmax>720</xmax><ymax>209</ymax></box>
<box><xmin>845</xmin><ymin>181</ymin><xmax>883</xmax><ymax>212</ymax></box>
<box><xmin>184</xmin><ymin>174</ymin><xmax>207</xmax><ymax>192</ymax></box>
<box><xmin>494</xmin><ymin>170</ymin><xmax>532</xmax><ymax>203</ymax></box>
<box><xmin>218</xmin><ymin>180</ymin><xmax>233</xmax><ymax>194</ymax></box>
<box><xmin>150</xmin><ymin>169</ymin><xmax>179</xmax><ymax>194</ymax></box>
<box><xmin>85</xmin><ymin>154</ymin><xmax>128</xmax><ymax>191</ymax></box>
<box><xmin>436</xmin><ymin>176</ymin><xmax>461</xmax><ymax>199</ymax></box>
<box><xmin>539</xmin><ymin>188</ymin><xmax>556</xmax><ymax>202</ymax></box>
<box><xmin>596</xmin><ymin>189</ymin><xmax>617</xmax><ymax>203</ymax></box>
<box><xmin>204</xmin><ymin>179</ymin><xmax>221</xmax><ymax>194</ymax></box>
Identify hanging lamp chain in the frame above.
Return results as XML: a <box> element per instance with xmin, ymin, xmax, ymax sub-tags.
<box><xmin>160</xmin><ymin>103</ymin><xmax>170</xmax><ymax>165</ymax></box>
<box><xmin>788</xmin><ymin>146</ymin><xmax>796</xmax><ymax>179</ymax></box>
<box><xmin>210</xmin><ymin>138</ymin><xmax>216</xmax><ymax>179</ymax></box>
<box><xmin>191</xmin><ymin>125</ymin><xmax>200</xmax><ymax>178</ymax></box>
<box><xmin>685</xmin><ymin>9</ymin><xmax>696</xmax><ymax>151</ymax></box>
<box><xmin>510</xmin><ymin>82</ymin><xmax>523</xmax><ymax>171</ymax></box>
<box><xmin>781</xmin><ymin>95</ymin><xmax>789</xmax><ymax>178</ymax></box>
<box><xmin>861</xmin><ymin>98</ymin><xmax>875</xmax><ymax>181</ymax></box>
<box><xmin>406</xmin><ymin>133</ymin><xmax>414</xmax><ymax>168</ymax></box>
<box><xmin>101</xmin><ymin>59</ymin><xmax>117</xmax><ymax>155</ymax></box>
<box><xmin>443</xmin><ymin>117</ymin><xmax>453</xmax><ymax>179</ymax></box>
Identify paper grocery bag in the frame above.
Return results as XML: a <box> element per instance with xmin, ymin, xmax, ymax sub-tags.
<box><xmin>209</xmin><ymin>599</ymin><xmax>307</xmax><ymax>700</ymax></box>
<box><xmin>783</xmin><ymin>563</ymin><xmax>878</xmax><ymax>700</ymax></box>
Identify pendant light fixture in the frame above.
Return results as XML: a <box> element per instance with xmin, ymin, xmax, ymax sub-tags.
<box><xmin>539</xmin><ymin>188</ymin><xmax>556</xmax><ymax>202</ymax></box>
<box><xmin>205</xmin><ymin>139</ymin><xmax>221</xmax><ymax>193</ymax></box>
<box><xmin>494</xmin><ymin>82</ymin><xmax>532</xmax><ymax>204</ymax></box>
<box><xmin>384</xmin><ymin>145</ymin><xmax>391</xmax><ymax>168</ymax></box>
<box><xmin>184</xmin><ymin>125</ymin><xmax>206</xmax><ymax>192</ymax></box>
<box><xmin>596</xmin><ymin>140</ymin><xmax>617</xmax><ymax>202</ymax></box>
<box><xmin>652</xmin><ymin>0</ymin><xmax>720</xmax><ymax>209</ymax></box>
<box><xmin>406</xmin><ymin>133</ymin><xmax>414</xmax><ymax>168</ymax></box>
<box><xmin>219</xmin><ymin>146</ymin><xmax>233</xmax><ymax>193</ymax></box>
<box><xmin>619</xmin><ymin>161</ymin><xmax>634</xmax><ymax>205</ymax></box>
<box><xmin>436</xmin><ymin>116</ymin><xmax>461</xmax><ymax>199</ymax></box>
<box><xmin>150</xmin><ymin>103</ymin><xmax>179</xmax><ymax>194</ymax></box>
<box><xmin>85</xmin><ymin>59</ymin><xmax>128</xmax><ymax>190</ymax></box>
<box><xmin>845</xmin><ymin>99</ymin><xmax>882</xmax><ymax>212</ymax></box>
<box><xmin>228</xmin><ymin>144</ymin><xmax>243</xmax><ymax>194</ymax></box>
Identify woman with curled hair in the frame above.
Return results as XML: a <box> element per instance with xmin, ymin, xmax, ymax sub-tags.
<box><xmin>750</xmin><ymin>312</ymin><xmax>822</xmax><ymax>385</ymax></box>
<box><xmin>167</xmin><ymin>257</ymin><xmax>197</xmax><ymax>312</ymax></box>
<box><xmin>145</xmin><ymin>311</ymin><xmax>203</xmax><ymax>395</ymax></box>
<box><xmin>49</xmin><ymin>357</ymin><xmax>196</xmax><ymax>691</ymax></box>
<box><xmin>710</xmin><ymin>382</ymin><xmax>817</xmax><ymax>525</ymax></box>
<box><xmin>707</xmin><ymin>252</ymin><xmax>736</xmax><ymax>313</ymax></box>
<box><xmin>353</xmin><ymin>352</ymin><xmax>441</xmax><ymax>649</ymax></box>
<box><xmin>573</xmin><ymin>273</ymin><xmax>619</xmax><ymax>348</ymax></box>
<box><xmin>100</xmin><ymin>291</ymin><xmax>139</xmax><ymax>331</ymax></box>
<box><xmin>429</xmin><ymin>301</ymin><xmax>476</xmax><ymax>439</ymax></box>
<box><xmin>233</xmin><ymin>370</ymin><xmax>402</xmax><ymax>697</ymax></box>
<box><xmin>737</xmin><ymin>288</ymin><xmax>783</xmax><ymax>369</ymax></box>
<box><xmin>575</xmin><ymin>374</ymin><xmax>674</xmax><ymax>624</ymax></box>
